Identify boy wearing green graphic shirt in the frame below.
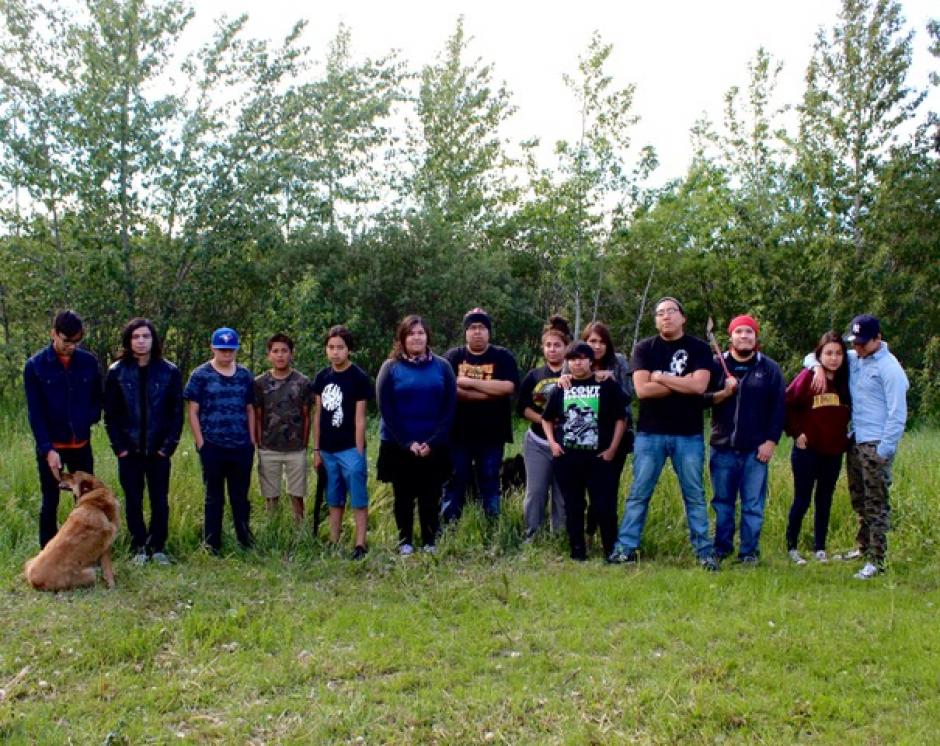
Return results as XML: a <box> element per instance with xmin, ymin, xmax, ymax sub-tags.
<box><xmin>542</xmin><ymin>342</ymin><xmax>627</xmax><ymax>561</ymax></box>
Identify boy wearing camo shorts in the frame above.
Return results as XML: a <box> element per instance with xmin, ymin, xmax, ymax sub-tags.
<box><xmin>254</xmin><ymin>333</ymin><xmax>312</xmax><ymax>522</ymax></box>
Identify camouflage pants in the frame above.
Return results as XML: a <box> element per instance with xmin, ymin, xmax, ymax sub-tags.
<box><xmin>846</xmin><ymin>441</ymin><xmax>893</xmax><ymax>565</ymax></box>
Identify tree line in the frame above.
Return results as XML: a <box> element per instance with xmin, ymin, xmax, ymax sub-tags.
<box><xmin>1</xmin><ymin>0</ymin><xmax>937</xmax><ymax>420</ymax></box>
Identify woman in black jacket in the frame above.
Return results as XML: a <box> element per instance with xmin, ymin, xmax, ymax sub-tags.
<box><xmin>104</xmin><ymin>318</ymin><xmax>183</xmax><ymax>564</ymax></box>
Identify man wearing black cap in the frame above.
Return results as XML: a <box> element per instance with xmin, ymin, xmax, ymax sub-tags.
<box><xmin>441</xmin><ymin>308</ymin><xmax>520</xmax><ymax>523</ymax></box>
<box><xmin>608</xmin><ymin>296</ymin><xmax>719</xmax><ymax>570</ymax></box>
<box><xmin>24</xmin><ymin>310</ymin><xmax>103</xmax><ymax>547</ymax></box>
<box><xmin>809</xmin><ymin>314</ymin><xmax>908</xmax><ymax>579</ymax></box>
<box><xmin>542</xmin><ymin>342</ymin><xmax>627</xmax><ymax>560</ymax></box>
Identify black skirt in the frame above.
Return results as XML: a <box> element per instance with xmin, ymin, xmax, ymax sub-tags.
<box><xmin>377</xmin><ymin>440</ymin><xmax>452</xmax><ymax>485</ymax></box>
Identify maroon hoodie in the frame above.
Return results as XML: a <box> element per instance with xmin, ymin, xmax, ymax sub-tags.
<box><xmin>785</xmin><ymin>368</ymin><xmax>850</xmax><ymax>456</ymax></box>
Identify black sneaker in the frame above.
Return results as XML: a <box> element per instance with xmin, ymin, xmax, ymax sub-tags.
<box><xmin>607</xmin><ymin>549</ymin><xmax>638</xmax><ymax>565</ymax></box>
<box><xmin>351</xmin><ymin>545</ymin><xmax>368</xmax><ymax>561</ymax></box>
<box><xmin>700</xmin><ymin>555</ymin><xmax>720</xmax><ymax>572</ymax></box>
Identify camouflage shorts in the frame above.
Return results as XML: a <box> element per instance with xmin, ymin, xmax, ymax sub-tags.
<box><xmin>846</xmin><ymin>441</ymin><xmax>893</xmax><ymax>565</ymax></box>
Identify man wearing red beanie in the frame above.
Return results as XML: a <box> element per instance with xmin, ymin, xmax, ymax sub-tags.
<box><xmin>704</xmin><ymin>315</ymin><xmax>786</xmax><ymax>564</ymax></box>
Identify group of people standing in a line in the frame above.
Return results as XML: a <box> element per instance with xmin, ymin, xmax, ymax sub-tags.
<box><xmin>24</xmin><ymin>299</ymin><xmax>908</xmax><ymax>579</ymax></box>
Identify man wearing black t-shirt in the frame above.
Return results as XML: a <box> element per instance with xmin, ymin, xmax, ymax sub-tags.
<box><xmin>441</xmin><ymin>308</ymin><xmax>520</xmax><ymax>522</ymax></box>
<box><xmin>609</xmin><ymin>297</ymin><xmax>719</xmax><ymax>570</ymax></box>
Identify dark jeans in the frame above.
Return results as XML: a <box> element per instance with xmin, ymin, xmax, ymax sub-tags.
<box><xmin>441</xmin><ymin>442</ymin><xmax>505</xmax><ymax>521</ymax></box>
<box><xmin>786</xmin><ymin>446</ymin><xmax>843</xmax><ymax>552</ymax></box>
<box><xmin>37</xmin><ymin>444</ymin><xmax>94</xmax><ymax>548</ymax></box>
<box><xmin>199</xmin><ymin>442</ymin><xmax>254</xmax><ymax>552</ymax></box>
<box><xmin>554</xmin><ymin>451</ymin><xmax>617</xmax><ymax>559</ymax></box>
<box><xmin>586</xmin><ymin>435</ymin><xmax>630</xmax><ymax>534</ymax></box>
<box><xmin>118</xmin><ymin>452</ymin><xmax>171</xmax><ymax>553</ymax></box>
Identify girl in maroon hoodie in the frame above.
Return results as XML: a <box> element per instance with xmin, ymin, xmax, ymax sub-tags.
<box><xmin>784</xmin><ymin>331</ymin><xmax>851</xmax><ymax>564</ymax></box>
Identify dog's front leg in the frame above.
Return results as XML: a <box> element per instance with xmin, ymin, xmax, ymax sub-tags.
<box><xmin>100</xmin><ymin>549</ymin><xmax>115</xmax><ymax>589</ymax></box>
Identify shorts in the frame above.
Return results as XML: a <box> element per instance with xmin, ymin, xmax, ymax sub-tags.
<box><xmin>321</xmin><ymin>448</ymin><xmax>369</xmax><ymax>509</ymax></box>
<box><xmin>257</xmin><ymin>449</ymin><xmax>308</xmax><ymax>499</ymax></box>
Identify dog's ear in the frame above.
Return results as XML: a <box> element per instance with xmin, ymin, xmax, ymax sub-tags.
<box><xmin>78</xmin><ymin>476</ymin><xmax>97</xmax><ymax>496</ymax></box>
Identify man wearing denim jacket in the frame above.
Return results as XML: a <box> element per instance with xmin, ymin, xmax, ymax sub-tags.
<box><xmin>808</xmin><ymin>314</ymin><xmax>908</xmax><ymax>580</ymax></box>
<box><xmin>24</xmin><ymin>310</ymin><xmax>102</xmax><ymax>547</ymax></box>
<box><xmin>704</xmin><ymin>315</ymin><xmax>785</xmax><ymax>564</ymax></box>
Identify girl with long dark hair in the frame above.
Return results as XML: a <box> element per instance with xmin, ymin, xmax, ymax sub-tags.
<box><xmin>517</xmin><ymin>315</ymin><xmax>571</xmax><ymax>536</ymax></box>
<box><xmin>784</xmin><ymin>331</ymin><xmax>851</xmax><ymax>564</ymax></box>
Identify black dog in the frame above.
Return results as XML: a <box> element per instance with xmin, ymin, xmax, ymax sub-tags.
<box><xmin>499</xmin><ymin>454</ymin><xmax>526</xmax><ymax>496</ymax></box>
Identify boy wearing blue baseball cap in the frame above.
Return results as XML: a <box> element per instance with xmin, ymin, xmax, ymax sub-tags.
<box><xmin>184</xmin><ymin>327</ymin><xmax>257</xmax><ymax>553</ymax></box>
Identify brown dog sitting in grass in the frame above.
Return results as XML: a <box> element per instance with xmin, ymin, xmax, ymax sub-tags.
<box><xmin>24</xmin><ymin>471</ymin><xmax>119</xmax><ymax>591</ymax></box>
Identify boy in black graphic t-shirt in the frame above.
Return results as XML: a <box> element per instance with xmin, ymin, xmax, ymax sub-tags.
<box><xmin>542</xmin><ymin>342</ymin><xmax>627</xmax><ymax>561</ymax></box>
<box><xmin>311</xmin><ymin>326</ymin><xmax>373</xmax><ymax>559</ymax></box>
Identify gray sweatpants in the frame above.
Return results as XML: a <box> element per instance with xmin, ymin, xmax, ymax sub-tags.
<box><xmin>523</xmin><ymin>429</ymin><xmax>566</xmax><ymax>535</ymax></box>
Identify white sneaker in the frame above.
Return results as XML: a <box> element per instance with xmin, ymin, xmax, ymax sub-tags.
<box><xmin>421</xmin><ymin>544</ymin><xmax>437</xmax><ymax>554</ymax></box>
<box><xmin>788</xmin><ymin>549</ymin><xmax>807</xmax><ymax>566</ymax></box>
<box><xmin>814</xmin><ymin>550</ymin><xmax>828</xmax><ymax>563</ymax></box>
<box><xmin>398</xmin><ymin>543</ymin><xmax>414</xmax><ymax>556</ymax></box>
<box><xmin>854</xmin><ymin>562</ymin><xmax>882</xmax><ymax>580</ymax></box>
<box><xmin>151</xmin><ymin>552</ymin><xmax>171</xmax><ymax>566</ymax></box>
<box><xmin>132</xmin><ymin>552</ymin><xmax>148</xmax><ymax>566</ymax></box>
<box><xmin>835</xmin><ymin>548</ymin><xmax>862</xmax><ymax>561</ymax></box>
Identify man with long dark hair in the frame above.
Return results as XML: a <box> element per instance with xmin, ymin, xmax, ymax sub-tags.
<box><xmin>104</xmin><ymin>318</ymin><xmax>183</xmax><ymax>564</ymax></box>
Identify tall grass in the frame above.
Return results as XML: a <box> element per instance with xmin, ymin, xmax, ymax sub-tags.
<box><xmin>2</xmin><ymin>395</ymin><xmax>938</xmax><ymax>566</ymax></box>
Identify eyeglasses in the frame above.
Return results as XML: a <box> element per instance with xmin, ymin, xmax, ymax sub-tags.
<box><xmin>655</xmin><ymin>308</ymin><xmax>681</xmax><ymax>318</ymax></box>
<box><xmin>56</xmin><ymin>333</ymin><xmax>83</xmax><ymax>346</ymax></box>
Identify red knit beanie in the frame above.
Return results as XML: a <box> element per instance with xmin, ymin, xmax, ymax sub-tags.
<box><xmin>727</xmin><ymin>315</ymin><xmax>759</xmax><ymax>335</ymax></box>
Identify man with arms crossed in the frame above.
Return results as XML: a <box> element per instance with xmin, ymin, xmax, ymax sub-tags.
<box><xmin>608</xmin><ymin>297</ymin><xmax>719</xmax><ymax>570</ymax></box>
<box><xmin>441</xmin><ymin>308</ymin><xmax>520</xmax><ymax>523</ymax></box>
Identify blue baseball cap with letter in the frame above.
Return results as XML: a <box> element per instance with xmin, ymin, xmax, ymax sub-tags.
<box><xmin>210</xmin><ymin>327</ymin><xmax>240</xmax><ymax>349</ymax></box>
<box><xmin>845</xmin><ymin>315</ymin><xmax>881</xmax><ymax>344</ymax></box>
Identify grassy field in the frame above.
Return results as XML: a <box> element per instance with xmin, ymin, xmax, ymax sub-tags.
<box><xmin>2</xmin><ymin>405</ymin><xmax>939</xmax><ymax>744</ymax></box>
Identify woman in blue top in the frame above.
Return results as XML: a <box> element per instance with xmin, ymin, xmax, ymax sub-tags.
<box><xmin>376</xmin><ymin>315</ymin><xmax>456</xmax><ymax>554</ymax></box>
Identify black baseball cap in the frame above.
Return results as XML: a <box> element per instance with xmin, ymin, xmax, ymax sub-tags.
<box><xmin>845</xmin><ymin>315</ymin><xmax>881</xmax><ymax>344</ymax></box>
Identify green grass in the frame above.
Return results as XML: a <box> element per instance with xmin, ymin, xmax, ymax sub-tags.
<box><xmin>2</xmin><ymin>403</ymin><xmax>939</xmax><ymax>743</ymax></box>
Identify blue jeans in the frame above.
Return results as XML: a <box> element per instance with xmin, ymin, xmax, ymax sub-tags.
<box><xmin>614</xmin><ymin>433</ymin><xmax>714</xmax><ymax>559</ymax></box>
<box><xmin>710</xmin><ymin>446</ymin><xmax>769</xmax><ymax>559</ymax></box>
<box><xmin>441</xmin><ymin>442</ymin><xmax>504</xmax><ymax>521</ymax></box>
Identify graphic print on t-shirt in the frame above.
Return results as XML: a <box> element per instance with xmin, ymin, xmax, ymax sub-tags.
<box><xmin>321</xmin><ymin>383</ymin><xmax>344</xmax><ymax>427</ymax></box>
<box><xmin>531</xmin><ymin>376</ymin><xmax>558</xmax><ymax>410</ymax></box>
<box><xmin>458</xmin><ymin>362</ymin><xmax>495</xmax><ymax>380</ymax></box>
<box><xmin>668</xmin><ymin>349</ymin><xmax>689</xmax><ymax>376</ymax></box>
<box><xmin>561</xmin><ymin>385</ymin><xmax>600</xmax><ymax>449</ymax></box>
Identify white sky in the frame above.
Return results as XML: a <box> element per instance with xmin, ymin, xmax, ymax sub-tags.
<box><xmin>162</xmin><ymin>1</ymin><xmax>940</xmax><ymax>183</ymax></box>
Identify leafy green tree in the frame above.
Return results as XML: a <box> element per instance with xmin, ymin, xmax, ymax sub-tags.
<box><xmin>521</xmin><ymin>32</ymin><xmax>655</xmax><ymax>333</ymax></box>
<box><xmin>795</xmin><ymin>0</ymin><xmax>925</xmax><ymax>323</ymax></box>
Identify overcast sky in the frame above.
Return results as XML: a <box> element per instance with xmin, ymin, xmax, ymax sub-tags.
<box><xmin>187</xmin><ymin>0</ymin><xmax>937</xmax><ymax>183</ymax></box>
